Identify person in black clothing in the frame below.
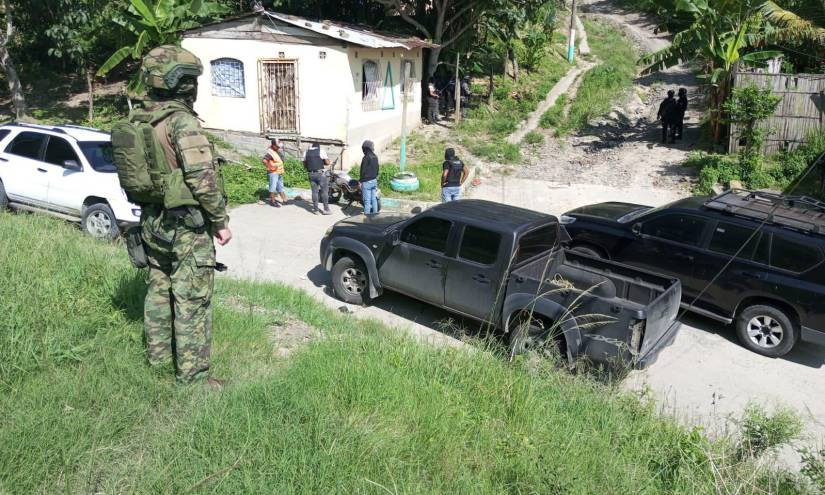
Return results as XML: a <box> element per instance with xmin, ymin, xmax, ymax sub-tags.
<box><xmin>427</xmin><ymin>77</ymin><xmax>440</xmax><ymax>124</ymax></box>
<box><xmin>459</xmin><ymin>76</ymin><xmax>471</xmax><ymax>118</ymax></box>
<box><xmin>657</xmin><ymin>90</ymin><xmax>677</xmax><ymax>144</ymax></box>
<box><xmin>302</xmin><ymin>142</ymin><xmax>331</xmax><ymax>215</ymax></box>
<box><xmin>441</xmin><ymin>148</ymin><xmax>467</xmax><ymax>202</ymax></box>
<box><xmin>359</xmin><ymin>140</ymin><xmax>380</xmax><ymax>215</ymax></box>
<box><xmin>674</xmin><ymin>88</ymin><xmax>688</xmax><ymax>140</ymax></box>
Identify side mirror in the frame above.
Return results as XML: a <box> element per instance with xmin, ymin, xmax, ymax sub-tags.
<box><xmin>63</xmin><ymin>160</ymin><xmax>81</xmax><ymax>171</ymax></box>
<box><xmin>391</xmin><ymin>229</ymin><xmax>401</xmax><ymax>246</ymax></box>
<box><xmin>631</xmin><ymin>222</ymin><xmax>642</xmax><ymax>236</ymax></box>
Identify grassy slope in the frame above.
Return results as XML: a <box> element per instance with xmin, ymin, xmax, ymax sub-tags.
<box><xmin>0</xmin><ymin>213</ymin><xmax>802</xmax><ymax>494</ymax></box>
<box><xmin>551</xmin><ymin>19</ymin><xmax>638</xmax><ymax>137</ymax></box>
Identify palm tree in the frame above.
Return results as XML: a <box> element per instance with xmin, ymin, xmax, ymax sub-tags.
<box><xmin>760</xmin><ymin>0</ymin><xmax>825</xmax><ymax>45</ymax></box>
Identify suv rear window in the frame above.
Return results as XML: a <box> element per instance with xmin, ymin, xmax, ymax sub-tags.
<box><xmin>5</xmin><ymin>132</ymin><xmax>47</xmax><ymax>160</ymax></box>
<box><xmin>770</xmin><ymin>235</ymin><xmax>823</xmax><ymax>272</ymax></box>
<box><xmin>516</xmin><ymin>225</ymin><xmax>557</xmax><ymax>265</ymax></box>
<box><xmin>459</xmin><ymin>226</ymin><xmax>501</xmax><ymax>265</ymax></box>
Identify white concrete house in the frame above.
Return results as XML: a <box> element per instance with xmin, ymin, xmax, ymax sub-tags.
<box><xmin>182</xmin><ymin>11</ymin><xmax>435</xmax><ymax>167</ymax></box>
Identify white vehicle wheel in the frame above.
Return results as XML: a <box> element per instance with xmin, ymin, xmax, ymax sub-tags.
<box><xmin>81</xmin><ymin>203</ymin><xmax>119</xmax><ymax>241</ymax></box>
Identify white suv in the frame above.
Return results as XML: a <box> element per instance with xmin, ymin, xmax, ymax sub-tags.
<box><xmin>0</xmin><ymin>123</ymin><xmax>140</xmax><ymax>239</ymax></box>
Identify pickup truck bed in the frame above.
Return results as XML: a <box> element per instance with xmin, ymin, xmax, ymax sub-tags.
<box><xmin>508</xmin><ymin>250</ymin><xmax>682</xmax><ymax>368</ymax></box>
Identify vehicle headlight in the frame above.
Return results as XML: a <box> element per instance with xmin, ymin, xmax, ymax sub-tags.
<box><xmin>559</xmin><ymin>214</ymin><xmax>576</xmax><ymax>225</ymax></box>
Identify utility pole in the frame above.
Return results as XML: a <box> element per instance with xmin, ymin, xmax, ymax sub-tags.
<box><xmin>567</xmin><ymin>0</ymin><xmax>577</xmax><ymax>64</ymax></box>
<box><xmin>400</xmin><ymin>60</ymin><xmax>411</xmax><ymax>172</ymax></box>
<box><xmin>454</xmin><ymin>52</ymin><xmax>461</xmax><ymax>125</ymax></box>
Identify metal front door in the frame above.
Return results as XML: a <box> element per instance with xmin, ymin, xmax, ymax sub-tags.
<box><xmin>259</xmin><ymin>60</ymin><xmax>299</xmax><ymax>134</ymax></box>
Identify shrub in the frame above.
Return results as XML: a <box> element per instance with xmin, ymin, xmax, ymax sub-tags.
<box><xmin>539</xmin><ymin>94</ymin><xmax>567</xmax><ymax>128</ymax></box>
<box><xmin>523</xmin><ymin>130</ymin><xmax>544</xmax><ymax>145</ymax></box>
<box><xmin>801</xmin><ymin>448</ymin><xmax>825</xmax><ymax>491</ymax></box>
<box><xmin>221</xmin><ymin>157</ymin><xmax>308</xmax><ymax>204</ymax></box>
<box><xmin>738</xmin><ymin>405</ymin><xmax>802</xmax><ymax>459</ymax></box>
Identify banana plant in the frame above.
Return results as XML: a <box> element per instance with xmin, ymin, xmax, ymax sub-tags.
<box><xmin>96</xmin><ymin>0</ymin><xmax>227</xmax><ymax>79</ymax></box>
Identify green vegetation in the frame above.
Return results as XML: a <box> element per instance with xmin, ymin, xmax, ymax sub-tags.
<box><xmin>554</xmin><ymin>20</ymin><xmax>638</xmax><ymax>137</ymax></box>
<box><xmin>220</xmin><ymin>157</ymin><xmax>309</xmax><ymax>205</ymax></box>
<box><xmin>455</xmin><ymin>38</ymin><xmax>568</xmax><ymax>163</ymax></box>
<box><xmin>1</xmin><ymin>212</ymin><xmax>819</xmax><ymax>493</ymax></box>
<box><xmin>523</xmin><ymin>130</ymin><xmax>544</xmax><ymax>145</ymax></box>
<box><xmin>688</xmin><ymin>130</ymin><xmax>825</xmax><ymax>197</ymax></box>
<box><xmin>539</xmin><ymin>93</ymin><xmax>568</xmax><ymax>129</ymax></box>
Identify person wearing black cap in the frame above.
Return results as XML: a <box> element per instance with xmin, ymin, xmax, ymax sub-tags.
<box><xmin>302</xmin><ymin>142</ymin><xmax>331</xmax><ymax>215</ymax></box>
<box><xmin>441</xmin><ymin>148</ymin><xmax>467</xmax><ymax>202</ymax></box>
<box><xmin>359</xmin><ymin>140</ymin><xmax>380</xmax><ymax>215</ymax></box>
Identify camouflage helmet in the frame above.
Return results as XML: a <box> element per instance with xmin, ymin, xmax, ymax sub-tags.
<box><xmin>140</xmin><ymin>45</ymin><xmax>203</xmax><ymax>91</ymax></box>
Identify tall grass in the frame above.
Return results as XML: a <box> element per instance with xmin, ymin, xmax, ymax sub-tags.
<box><xmin>555</xmin><ymin>20</ymin><xmax>638</xmax><ymax>136</ymax></box>
<box><xmin>0</xmin><ymin>212</ymin><xmax>812</xmax><ymax>493</ymax></box>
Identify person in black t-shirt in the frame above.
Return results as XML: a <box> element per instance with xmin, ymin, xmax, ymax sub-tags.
<box><xmin>441</xmin><ymin>148</ymin><xmax>467</xmax><ymax>202</ymax></box>
<box><xmin>359</xmin><ymin>140</ymin><xmax>380</xmax><ymax>215</ymax></box>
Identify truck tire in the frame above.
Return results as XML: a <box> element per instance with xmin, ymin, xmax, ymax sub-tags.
<box><xmin>81</xmin><ymin>203</ymin><xmax>119</xmax><ymax>241</ymax></box>
<box><xmin>571</xmin><ymin>245</ymin><xmax>603</xmax><ymax>258</ymax></box>
<box><xmin>332</xmin><ymin>256</ymin><xmax>369</xmax><ymax>305</ymax></box>
<box><xmin>736</xmin><ymin>304</ymin><xmax>798</xmax><ymax>357</ymax></box>
<box><xmin>0</xmin><ymin>180</ymin><xmax>8</xmax><ymax>209</ymax></box>
<box><xmin>508</xmin><ymin>316</ymin><xmax>568</xmax><ymax>365</ymax></box>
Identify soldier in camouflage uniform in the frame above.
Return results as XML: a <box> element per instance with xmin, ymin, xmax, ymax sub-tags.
<box><xmin>134</xmin><ymin>46</ymin><xmax>232</xmax><ymax>385</ymax></box>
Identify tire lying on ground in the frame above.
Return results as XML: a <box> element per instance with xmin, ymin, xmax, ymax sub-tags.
<box><xmin>736</xmin><ymin>304</ymin><xmax>798</xmax><ymax>357</ymax></box>
<box><xmin>81</xmin><ymin>203</ymin><xmax>120</xmax><ymax>241</ymax></box>
<box><xmin>331</xmin><ymin>256</ymin><xmax>369</xmax><ymax>305</ymax></box>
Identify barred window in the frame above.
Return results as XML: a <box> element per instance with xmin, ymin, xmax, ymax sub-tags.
<box><xmin>211</xmin><ymin>58</ymin><xmax>245</xmax><ymax>98</ymax></box>
<box><xmin>361</xmin><ymin>60</ymin><xmax>381</xmax><ymax>111</ymax></box>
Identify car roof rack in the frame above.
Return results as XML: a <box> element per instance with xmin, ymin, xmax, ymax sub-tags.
<box><xmin>11</xmin><ymin>122</ymin><xmax>67</xmax><ymax>134</ymax></box>
<box><xmin>704</xmin><ymin>189</ymin><xmax>825</xmax><ymax>236</ymax></box>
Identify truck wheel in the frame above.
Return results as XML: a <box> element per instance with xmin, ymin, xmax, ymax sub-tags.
<box><xmin>0</xmin><ymin>180</ymin><xmax>8</xmax><ymax>209</ymax></box>
<box><xmin>81</xmin><ymin>203</ymin><xmax>119</xmax><ymax>241</ymax></box>
<box><xmin>736</xmin><ymin>305</ymin><xmax>798</xmax><ymax>357</ymax></box>
<box><xmin>332</xmin><ymin>256</ymin><xmax>369</xmax><ymax>305</ymax></box>
<box><xmin>509</xmin><ymin>318</ymin><xmax>568</xmax><ymax>362</ymax></box>
<box><xmin>571</xmin><ymin>245</ymin><xmax>603</xmax><ymax>258</ymax></box>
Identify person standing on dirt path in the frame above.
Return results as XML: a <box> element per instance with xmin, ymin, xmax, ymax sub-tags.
<box><xmin>303</xmin><ymin>142</ymin><xmax>332</xmax><ymax>215</ymax></box>
<box><xmin>657</xmin><ymin>90</ymin><xmax>677</xmax><ymax>144</ymax></box>
<box><xmin>674</xmin><ymin>88</ymin><xmax>688</xmax><ymax>140</ymax></box>
<box><xmin>359</xmin><ymin>140</ymin><xmax>380</xmax><ymax>215</ymax></box>
<box><xmin>264</xmin><ymin>139</ymin><xmax>287</xmax><ymax>208</ymax></box>
<box><xmin>441</xmin><ymin>148</ymin><xmax>467</xmax><ymax>202</ymax></box>
<box><xmin>127</xmin><ymin>46</ymin><xmax>231</xmax><ymax>387</ymax></box>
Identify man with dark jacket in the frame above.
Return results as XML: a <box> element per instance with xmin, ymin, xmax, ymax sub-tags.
<box><xmin>441</xmin><ymin>148</ymin><xmax>467</xmax><ymax>202</ymax></box>
<box><xmin>359</xmin><ymin>140</ymin><xmax>380</xmax><ymax>215</ymax></box>
<box><xmin>674</xmin><ymin>88</ymin><xmax>688</xmax><ymax>140</ymax></box>
<box><xmin>427</xmin><ymin>77</ymin><xmax>440</xmax><ymax>124</ymax></box>
<box><xmin>657</xmin><ymin>90</ymin><xmax>677</xmax><ymax>144</ymax></box>
<box><xmin>303</xmin><ymin>142</ymin><xmax>331</xmax><ymax>215</ymax></box>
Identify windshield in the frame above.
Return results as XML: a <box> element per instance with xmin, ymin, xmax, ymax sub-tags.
<box><xmin>79</xmin><ymin>141</ymin><xmax>116</xmax><ymax>173</ymax></box>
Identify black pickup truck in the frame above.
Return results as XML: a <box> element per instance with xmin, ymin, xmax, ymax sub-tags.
<box><xmin>319</xmin><ymin>200</ymin><xmax>683</xmax><ymax>368</ymax></box>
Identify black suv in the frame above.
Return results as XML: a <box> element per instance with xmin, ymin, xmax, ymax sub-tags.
<box><xmin>562</xmin><ymin>190</ymin><xmax>825</xmax><ymax>357</ymax></box>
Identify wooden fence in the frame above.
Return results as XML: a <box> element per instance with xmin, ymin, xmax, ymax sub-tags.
<box><xmin>729</xmin><ymin>70</ymin><xmax>825</xmax><ymax>155</ymax></box>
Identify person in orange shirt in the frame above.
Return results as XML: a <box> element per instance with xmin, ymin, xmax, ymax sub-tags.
<box><xmin>263</xmin><ymin>139</ymin><xmax>287</xmax><ymax>207</ymax></box>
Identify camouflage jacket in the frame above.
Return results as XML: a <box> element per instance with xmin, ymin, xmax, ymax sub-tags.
<box><xmin>139</xmin><ymin>99</ymin><xmax>229</xmax><ymax>230</ymax></box>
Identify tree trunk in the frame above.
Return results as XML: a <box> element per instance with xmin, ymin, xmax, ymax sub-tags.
<box><xmin>488</xmin><ymin>66</ymin><xmax>494</xmax><ymax>105</ymax></box>
<box><xmin>86</xmin><ymin>66</ymin><xmax>94</xmax><ymax>123</ymax></box>
<box><xmin>426</xmin><ymin>46</ymin><xmax>442</xmax><ymax>80</ymax></box>
<box><xmin>0</xmin><ymin>46</ymin><xmax>26</xmax><ymax>121</ymax></box>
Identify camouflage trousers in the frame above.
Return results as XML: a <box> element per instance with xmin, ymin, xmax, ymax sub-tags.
<box><xmin>141</xmin><ymin>210</ymin><xmax>215</xmax><ymax>384</ymax></box>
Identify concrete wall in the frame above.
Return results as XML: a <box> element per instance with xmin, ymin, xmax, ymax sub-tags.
<box><xmin>182</xmin><ymin>36</ymin><xmax>423</xmax><ymax>169</ymax></box>
<box><xmin>344</xmin><ymin>46</ymin><xmax>423</xmax><ymax>168</ymax></box>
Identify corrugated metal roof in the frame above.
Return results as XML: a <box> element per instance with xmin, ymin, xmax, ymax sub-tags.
<box><xmin>265</xmin><ymin>12</ymin><xmax>438</xmax><ymax>50</ymax></box>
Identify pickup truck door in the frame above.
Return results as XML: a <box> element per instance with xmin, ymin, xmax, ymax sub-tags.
<box><xmin>378</xmin><ymin>216</ymin><xmax>454</xmax><ymax>306</ymax></box>
<box><xmin>0</xmin><ymin>131</ymin><xmax>50</xmax><ymax>207</ymax></box>
<box><xmin>444</xmin><ymin>225</ymin><xmax>505</xmax><ymax>322</ymax></box>
<box><xmin>618</xmin><ymin>213</ymin><xmax>711</xmax><ymax>298</ymax></box>
<box><xmin>42</xmin><ymin>135</ymin><xmax>87</xmax><ymax>216</ymax></box>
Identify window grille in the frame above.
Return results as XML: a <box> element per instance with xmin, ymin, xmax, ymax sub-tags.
<box><xmin>362</xmin><ymin>60</ymin><xmax>381</xmax><ymax>111</ymax></box>
<box><xmin>211</xmin><ymin>58</ymin><xmax>245</xmax><ymax>98</ymax></box>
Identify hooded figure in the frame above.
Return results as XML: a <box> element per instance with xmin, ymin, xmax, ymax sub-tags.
<box><xmin>441</xmin><ymin>148</ymin><xmax>467</xmax><ymax>203</ymax></box>
<box><xmin>359</xmin><ymin>139</ymin><xmax>380</xmax><ymax>215</ymax></box>
<box><xmin>674</xmin><ymin>88</ymin><xmax>688</xmax><ymax>140</ymax></box>
<box><xmin>657</xmin><ymin>90</ymin><xmax>677</xmax><ymax>144</ymax></box>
